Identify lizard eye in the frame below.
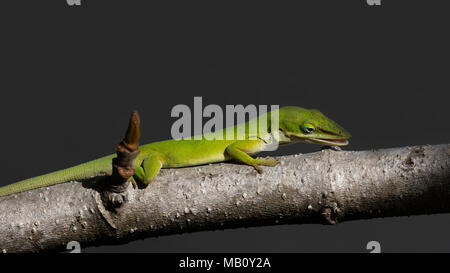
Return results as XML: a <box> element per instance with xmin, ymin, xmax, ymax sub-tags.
<box><xmin>301</xmin><ymin>123</ymin><xmax>315</xmax><ymax>134</ymax></box>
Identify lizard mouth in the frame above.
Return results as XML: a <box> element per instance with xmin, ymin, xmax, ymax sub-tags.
<box><xmin>309</xmin><ymin>138</ymin><xmax>349</xmax><ymax>146</ymax></box>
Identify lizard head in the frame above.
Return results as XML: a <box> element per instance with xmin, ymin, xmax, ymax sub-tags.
<box><xmin>277</xmin><ymin>106</ymin><xmax>351</xmax><ymax>146</ymax></box>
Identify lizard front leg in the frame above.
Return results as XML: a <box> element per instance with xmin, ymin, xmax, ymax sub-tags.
<box><xmin>226</xmin><ymin>140</ymin><xmax>279</xmax><ymax>174</ymax></box>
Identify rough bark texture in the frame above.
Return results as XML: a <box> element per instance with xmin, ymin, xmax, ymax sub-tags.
<box><xmin>0</xmin><ymin>144</ymin><xmax>449</xmax><ymax>253</ymax></box>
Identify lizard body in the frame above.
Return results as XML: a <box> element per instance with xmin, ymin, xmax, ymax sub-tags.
<box><xmin>0</xmin><ymin>106</ymin><xmax>350</xmax><ymax>197</ymax></box>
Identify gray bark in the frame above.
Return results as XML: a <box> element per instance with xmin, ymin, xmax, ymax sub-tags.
<box><xmin>0</xmin><ymin>144</ymin><xmax>449</xmax><ymax>253</ymax></box>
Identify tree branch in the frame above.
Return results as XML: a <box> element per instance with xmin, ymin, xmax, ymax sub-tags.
<box><xmin>0</xmin><ymin>144</ymin><xmax>449</xmax><ymax>252</ymax></box>
<box><xmin>102</xmin><ymin>111</ymin><xmax>140</xmax><ymax>210</ymax></box>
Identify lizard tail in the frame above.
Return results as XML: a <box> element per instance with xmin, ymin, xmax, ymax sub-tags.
<box><xmin>0</xmin><ymin>155</ymin><xmax>114</xmax><ymax>198</ymax></box>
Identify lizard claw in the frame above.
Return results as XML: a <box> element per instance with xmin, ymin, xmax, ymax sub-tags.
<box><xmin>253</xmin><ymin>165</ymin><xmax>263</xmax><ymax>174</ymax></box>
<box><xmin>321</xmin><ymin>145</ymin><xmax>342</xmax><ymax>151</ymax></box>
<box><xmin>130</xmin><ymin>178</ymin><xmax>137</xmax><ymax>189</ymax></box>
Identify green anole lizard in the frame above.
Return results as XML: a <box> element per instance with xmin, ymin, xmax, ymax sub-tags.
<box><xmin>0</xmin><ymin>106</ymin><xmax>350</xmax><ymax>198</ymax></box>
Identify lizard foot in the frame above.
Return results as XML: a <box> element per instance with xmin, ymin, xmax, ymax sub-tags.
<box><xmin>255</xmin><ymin>156</ymin><xmax>280</xmax><ymax>167</ymax></box>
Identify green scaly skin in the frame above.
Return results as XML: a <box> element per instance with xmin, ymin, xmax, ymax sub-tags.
<box><xmin>0</xmin><ymin>106</ymin><xmax>351</xmax><ymax>198</ymax></box>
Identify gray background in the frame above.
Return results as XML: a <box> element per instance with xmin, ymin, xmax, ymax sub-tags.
<box><xmin>0</xmin><ymin>0</ymin><xmax>449</xmax><ymax>252</ymax></box>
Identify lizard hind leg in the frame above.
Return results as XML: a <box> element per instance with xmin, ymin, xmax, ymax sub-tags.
<box><xmin>133</xmin><ymin>155</ymin><xmax>163</xmax><ymax>188</ymax></box>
